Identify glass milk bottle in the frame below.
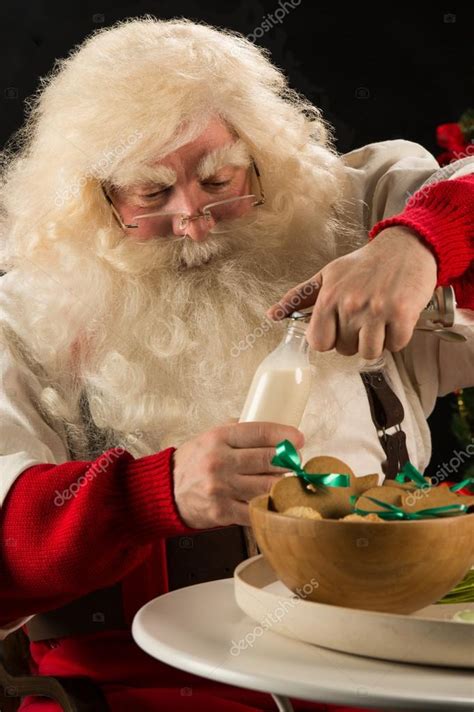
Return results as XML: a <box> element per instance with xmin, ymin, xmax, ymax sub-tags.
<box><xmin>239</xmin><ymin>311</ymin><xmax>312</xmax><ymax>427</ymax></box>
<box><xmin>239</xmin><ymin>311</ymin><xmax>312</xmax><ymax>558</ymax></box>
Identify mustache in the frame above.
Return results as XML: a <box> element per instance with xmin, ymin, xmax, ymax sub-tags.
<box><xmin>136</xmin><ymin>212</ymin><xmax>274</xmax><ymax>271</ymax></box>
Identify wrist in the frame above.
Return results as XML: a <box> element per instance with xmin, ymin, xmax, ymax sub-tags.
<box><xmin>372</xmin><ymin>225</ymin><xmax>438</xmax><ymax>272</ymax></box>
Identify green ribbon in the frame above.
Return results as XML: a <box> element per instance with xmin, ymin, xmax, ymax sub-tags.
<box><xmin>349</xmin><ymin>494</ymin><xmax>468</xmax><ymax>520</ymax></box>
<box><xmin>394</xmin><ymin>462</ymin><xmax>474</xmax><ymax>496</ymax></box>
<box><xmin>271</xmin><ymin>440</ymin><xmax>350</xmax><ymax>488</ymax></box>
<box><xmin>394</xmin><ymin>461</ymin><xmax>429</xmax><ymax>488</ymax></box>
<box><xmin>450</xmin><ymin>477</ymin><xmax>474</xmax><ymax>493</ymax></box>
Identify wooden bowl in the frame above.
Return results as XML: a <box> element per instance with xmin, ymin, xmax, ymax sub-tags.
<box><xmin>249</xmin><ymin>494</ymin><xmax>474</xmax><ymax>614</ymax></box>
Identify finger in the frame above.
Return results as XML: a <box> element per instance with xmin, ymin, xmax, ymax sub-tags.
<box><xmin>266</xmin><ymin>277</ymin><xmax>322</xmax><ymax>320</ymax></box>
<box><xmin>305</xmin><ymin>300</ymin><xmax>338</xmax><ymax>351</ymax></box>
<box><xmin>334</xmin><ymin>309</ymin><xmax>359</xmax><ymax>356</ymax></box>
<box><xmin>229</xmin><ymin>445</ymin><xmax>299</xmax><ymax>474</ymax></box>
<box><xmin>357</xmin><ymin>321</ymin><xmax>386</xmax><ymax>360</ymax></box>
<box><xmin>385</xmin><ymin>319</ymin><xmax>416</xmax><ymax>352</ymax></box>
<box><xmin>222</xmin><ymin>421</ymin><xmax>305</xmax><ymax>449</ymax></box>
<box><xmin>230</xmin><ymin>473</ymin><xmax>285</xmax><ymax>501</ymax></box>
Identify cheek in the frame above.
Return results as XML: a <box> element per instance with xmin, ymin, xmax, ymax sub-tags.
<box><xmin>115</xmin><ymin>199</ymin><xmax>156</xmax><ymax>240</ymax></box>
<box><xmin>128</xmin><ymin>224</ymin><xmax>156</xmax><ymax>240</ymax></box>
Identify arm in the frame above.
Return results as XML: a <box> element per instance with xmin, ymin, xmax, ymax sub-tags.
<box><xmin>269</xmin><ymin>141</ymin><xmax>473</xmax><ymax>380</ymax></box>
<box><xmin>0</xmin><ymin>335</ymin><xmax>200</xmax><ymax>633</ymax></box>
<box><xmin>0</xmin><ymin>446</ymin><xmax>198</xmax><ymax>629</ymax></box>
<box><xmin>368</xmin><ymin>165</ymin><xmax>474</xmax><ymax>408</ymax></box>
<box><xmin>343</xmin><ymin>143</ymin><xmax>474</xmax><ymax>399</ymax></box>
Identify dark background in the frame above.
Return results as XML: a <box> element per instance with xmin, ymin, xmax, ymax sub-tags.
<box><xmin>1</xmin><ymin>2</ymin><xmax>472</xmax><ymax>476</ymax></box>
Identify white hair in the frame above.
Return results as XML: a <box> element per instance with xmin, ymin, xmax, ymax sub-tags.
<box><xmin>0</xmin><ymin>17</ymin><xmax>367</xmax><ymax>458</ymax></box>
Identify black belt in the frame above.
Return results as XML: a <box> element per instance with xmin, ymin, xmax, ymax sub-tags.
<box><xmin>25</xmin><ymin>581</ymin><xmax>126</xmax><ymax>641</ymax></box>
<box><xmin>26</xmin><ymin>525</ymin><xmax>249</xmax><ymax>642</ymax></box>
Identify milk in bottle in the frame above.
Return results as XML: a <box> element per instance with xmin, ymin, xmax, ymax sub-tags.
<box><xmin>239</xmin><ymin>311</ymin><xmax>312</xmax><ymax>427</ymax></box>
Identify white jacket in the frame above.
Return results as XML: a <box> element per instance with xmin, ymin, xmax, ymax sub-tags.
<box><xmin>1</xmin><ymin>140</ymin><xmax>473</xmax><ymax>638</ymax></box>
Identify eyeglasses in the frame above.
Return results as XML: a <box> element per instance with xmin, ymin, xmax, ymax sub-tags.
<box><xmin>102</xmin><ymin>159</ymin><xmax>265</xmax><ymax>239</ymax></box>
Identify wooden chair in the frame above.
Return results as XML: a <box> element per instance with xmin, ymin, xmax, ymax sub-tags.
<box><xmin>0</xmin><ymin>628</ymin><xmax>109</xmax><ymax>711</ymax></box>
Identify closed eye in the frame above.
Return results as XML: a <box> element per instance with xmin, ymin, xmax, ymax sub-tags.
<box><xmin>143</xmin><ymin>187</ymin><xmax>171</xmax><ymax>199</ymax></box>
<box><xmin>142</xmin><ymin>179</ymin><xmax>231</xmax><ymax>199</ymax></box>
<box><xmin>202</xmin><ymin>180</ymin><xmax>232</xmax><ymax>188</ymax></box>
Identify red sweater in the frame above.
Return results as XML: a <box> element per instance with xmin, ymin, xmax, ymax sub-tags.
<box><xmin>0</xmin><ymin>174</ymin><xmax>473</xmax><ymax>706</ymax></box>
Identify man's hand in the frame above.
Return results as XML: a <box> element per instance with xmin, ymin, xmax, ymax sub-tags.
<box><xmin>172</xmin><ymin>422</ymin><xmax>304</xmax><ymax>529</ymax></box>
<box><xmin>266</xmin><ymin>226</ymin><xmax>438</xmax><ymax>359</ymax></box>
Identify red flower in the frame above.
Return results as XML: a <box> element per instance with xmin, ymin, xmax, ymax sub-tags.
<box><xmin>436</xmin><ymin>122</ymin><xmax>470</xmax><ymax>165</ymax></box>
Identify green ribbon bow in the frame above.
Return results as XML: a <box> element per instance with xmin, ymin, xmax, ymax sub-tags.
<box><xmin>394</xmin><ymin>461</ymin><xmax>429</xmax><ymax>488</ymax></box>
<box><xmin>271</xmin><ymin>439</ymin><xmax>350</xmax><ymax>488</ymax></box>
<box><xmin>394</xmin><ymin>462</ymin><xmax>474</xmax><ymax>496</ymax></box>
<box><xmin>349</xmin><ymin>494</ymin><xmax>468</xmax><ymax>520</ymax></box>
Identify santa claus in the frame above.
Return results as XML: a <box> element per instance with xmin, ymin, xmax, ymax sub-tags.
<box><xmin>0</xmin><ymin>17</ymin><xmax>472</xmax><ymax>712</ymax></box>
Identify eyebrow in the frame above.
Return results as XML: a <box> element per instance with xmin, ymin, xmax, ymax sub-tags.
<box><xmin>196</xmin><ymin>139</ymin><xmax>251</xmax><ymax>180</ymax></box>
<box><xmin>133</xmin><ymin>139</ymin><xmax>251</xmax><ymax>191</ymax></box>
<box><xmin>135</xmin><ymin>164</ymin><xmax>177</xmax><ymax>191</ymax></box>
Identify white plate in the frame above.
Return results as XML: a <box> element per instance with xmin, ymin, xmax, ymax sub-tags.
<box><xmin>234</xmin><ymin>555</ymin><xmax>474</xmax><ymax>668</ymax></box>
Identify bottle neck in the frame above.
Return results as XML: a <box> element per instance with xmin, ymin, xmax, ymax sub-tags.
<box><xmin>282</xmin><ymin>321</ymin><xmax>310</xmax><ymax>354</ymax></box>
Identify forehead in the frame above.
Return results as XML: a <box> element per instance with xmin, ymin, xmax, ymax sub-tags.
<box><xmin>156</xmin><ymin>117</ymin><xmax>238</xmax><ymax>169</ymax></box>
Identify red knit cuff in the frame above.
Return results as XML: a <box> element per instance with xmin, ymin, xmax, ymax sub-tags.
<box><xmin>124</xmin><ymin>447</ymin><xmax>204</xmax><ymax>540</ymax></box>
<box><xmin>369</xmin><ymin>177</ymin><xmax>474</xmax><ymax>285</ymax></box>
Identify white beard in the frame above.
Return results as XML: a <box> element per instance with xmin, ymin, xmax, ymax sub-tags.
<box><xmin>12</xmin><ymin>203</ymin><xmax>367</xmax><ymax>460</ymax></box>
<box><xmin>85</xmin><ymin>212</ymin><xmax>331</xmax><ymax>454</ymax></box>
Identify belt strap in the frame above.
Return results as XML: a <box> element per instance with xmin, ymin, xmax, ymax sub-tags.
<box><xmin>26</xmin><ymin>525</ymin><xmax>248</xmax><ymax>642</ymax></box>
<box><xmin>26</xmin><ymin>581</ymin><xmax>126</xmax><ymax>642</ymax></box>
<box><xmin>360</xmin><ymin>369</ymin><xmax>410</xmax><ymax>479</ymax></box>
<box><xmin>165</xmin><ymin>524</ymin><xmax>249</xmax><ymax>590</ymax></box>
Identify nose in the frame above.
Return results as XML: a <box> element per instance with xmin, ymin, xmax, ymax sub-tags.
<box><xmin>171</xmin><ymin>212</ymin><xmax>216</xmax><ymax>242</ymax></box>
<box><xmin>168</xmin><ymin>184</ymin><xmax>217</xmax><ymax>242</ymax></box>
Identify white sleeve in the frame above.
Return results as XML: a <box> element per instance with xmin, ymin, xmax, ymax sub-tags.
<box><xmin>394</xmin><ymin>316</ymin><xmax>474</xmax><ymax>418</ymax></box>
<box><xmin>0</xmin><ymin>340</ymin><xmax>71</xmax><ymax>507</ymax></box>
<box><xmin>340</xmin><ymin>138</ymin><xmax>442</xmax><ymax>227</ymax></box>
<box><xmin>0</xmin><ymin>301</ymin><xmax>71</xmax><ymax>636</ymax></box>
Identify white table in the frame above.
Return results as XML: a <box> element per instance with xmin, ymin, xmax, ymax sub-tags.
<box><xmin>132</xmin><ymin>578</ymin><xmax>474</xmax><ymax>711</ymax></box>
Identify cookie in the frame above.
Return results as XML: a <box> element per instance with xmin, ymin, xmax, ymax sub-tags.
<box><xmin>283</xmin><ymin>506</ymin><xmax>323</xmax><ymax>520</ymax></box>
<box><xmin>270</xmin><ymin>454</ymin><xmax>380</xmax><ymax>519</ymax></box>
<box><xmin>342</xmin><ymin>512</ymin><xmax>384</xmax><ymax>522</ymax></box>
<box><xmin>401</xmin><ymin>487</ymin><xmax>474</xmax><ymax>514</ymax></box>
<box><xmin>354</xmin><ymin>486</ymin><xmax>403</xmax><ymax>513</ymax></box>
<box><xmin>303</xmin><ymin>455</ymin><xmax>355</xmax><ymax>478</ymax></box>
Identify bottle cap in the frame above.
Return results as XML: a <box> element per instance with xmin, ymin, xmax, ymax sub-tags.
<box><xmin>288</xmin><ymin>307</ymin><xmax>313</xmax><ymax>322</ymax></box>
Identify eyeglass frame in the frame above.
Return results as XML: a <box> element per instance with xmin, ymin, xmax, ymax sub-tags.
<box><xmin>101</xmin><ymin>158</ymin><xmax>265</xmax><ymax>234</ymax></box>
